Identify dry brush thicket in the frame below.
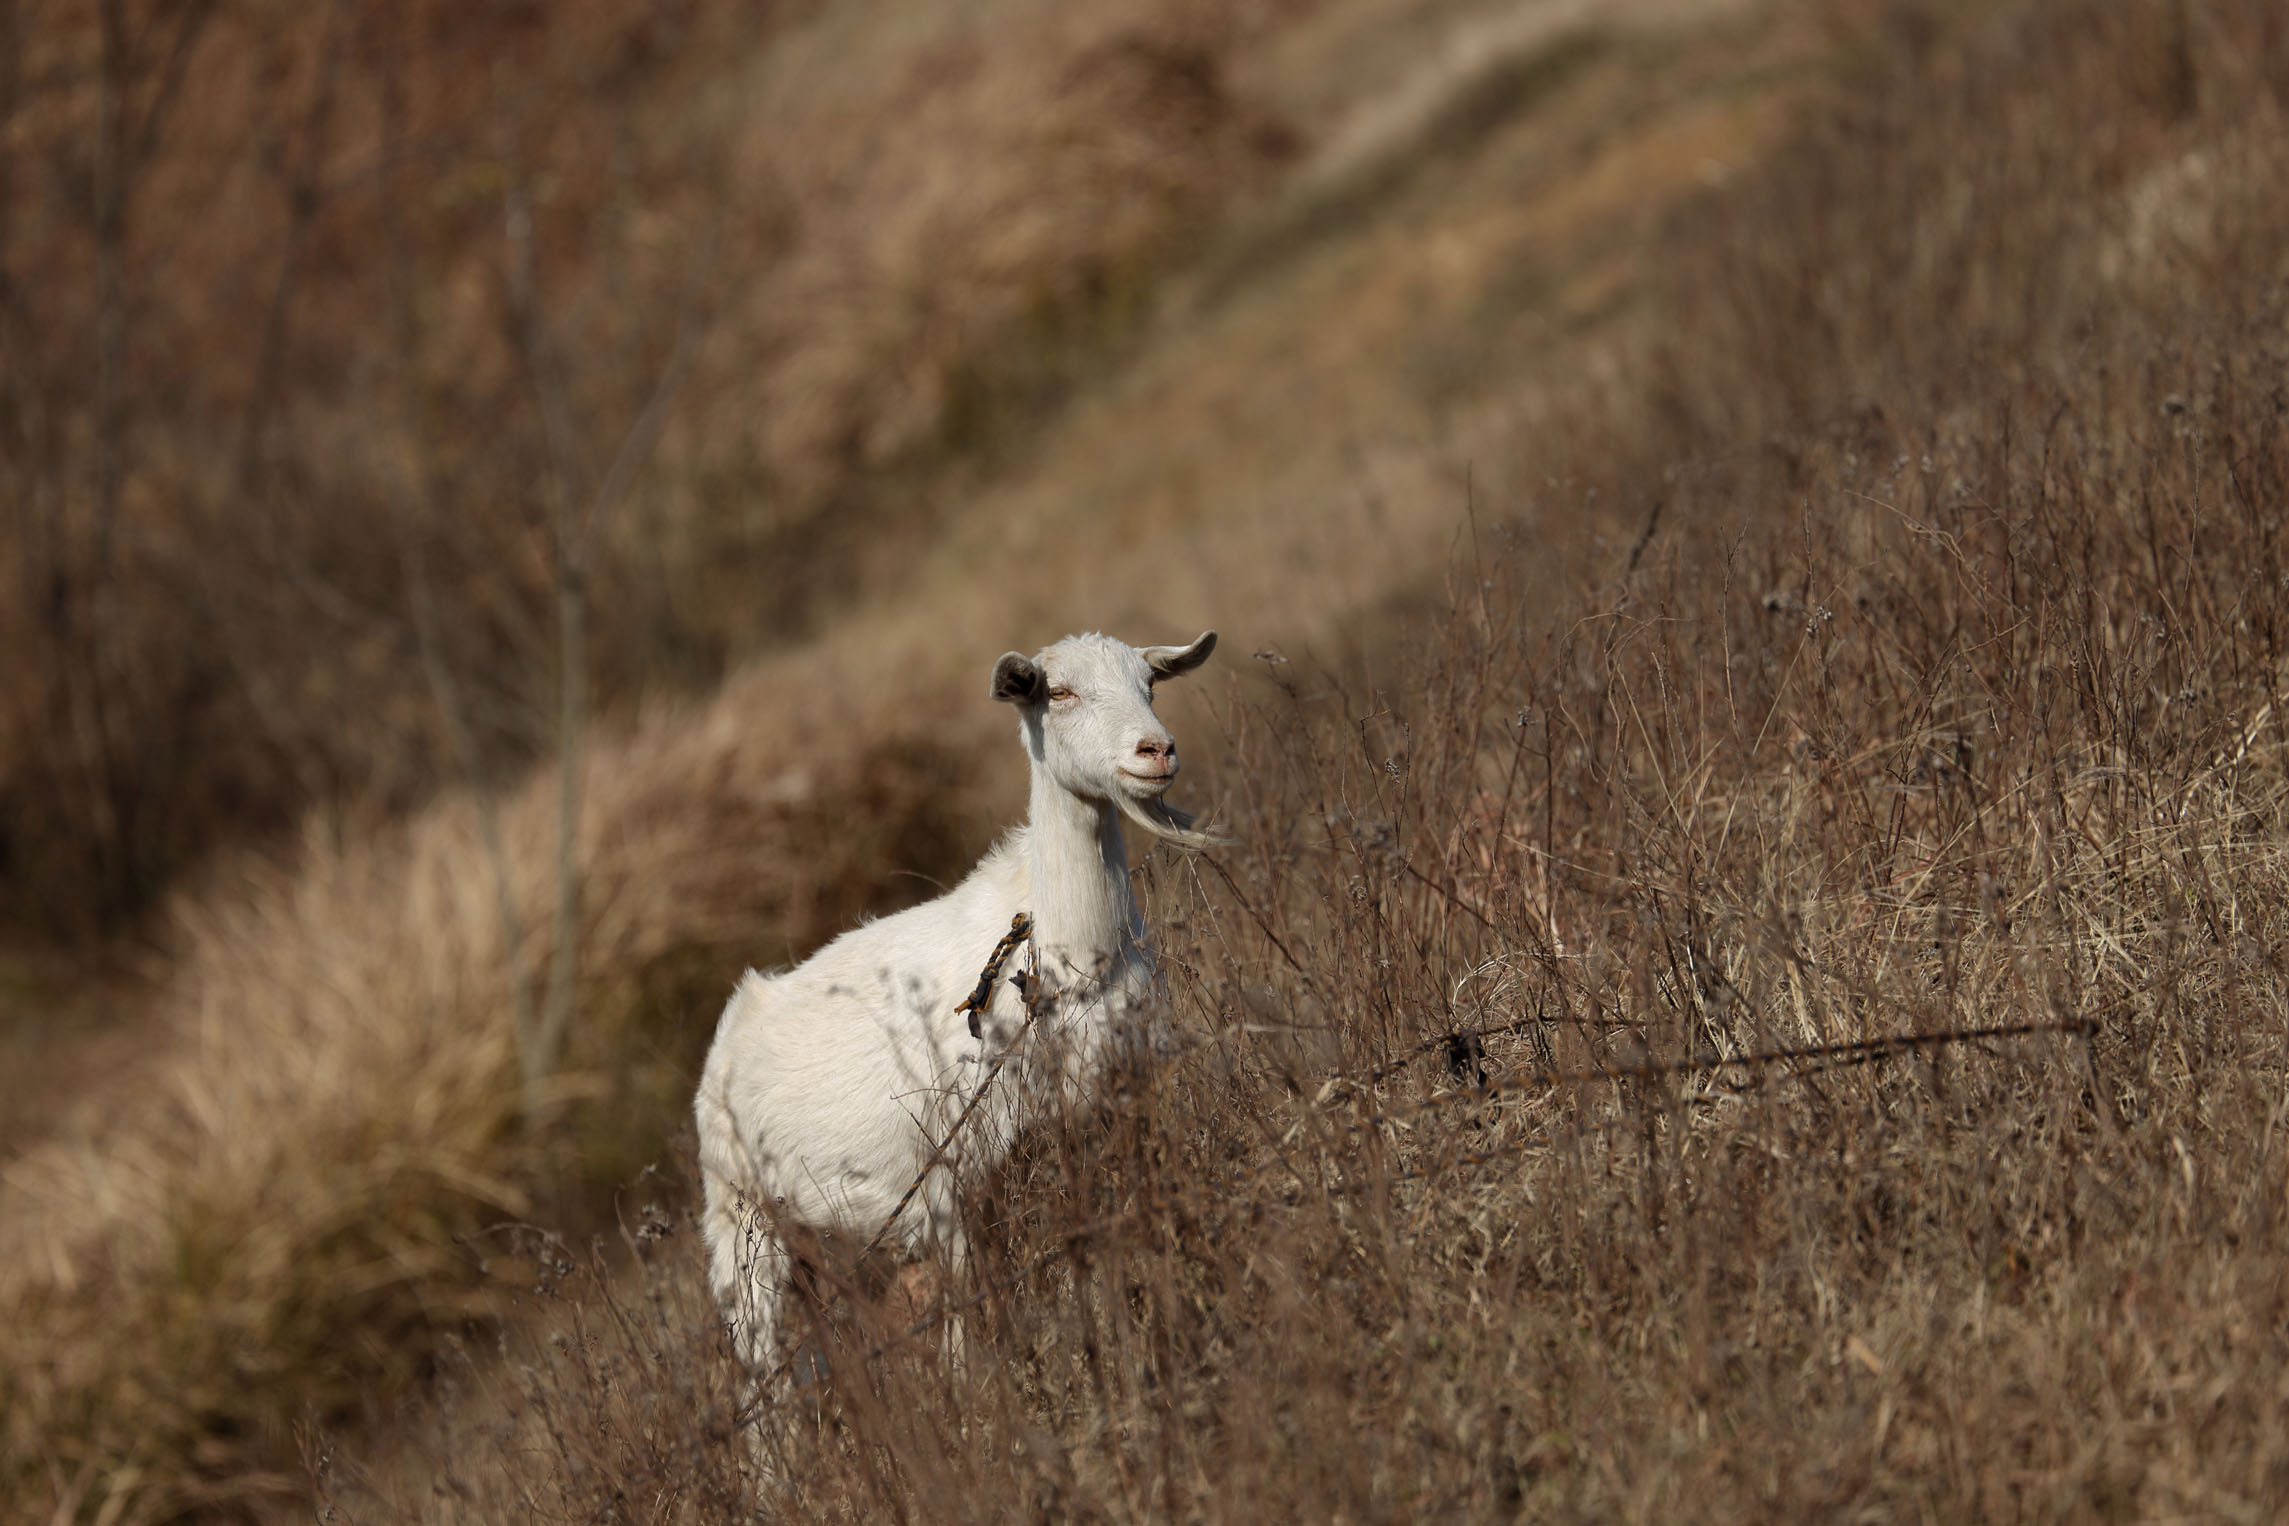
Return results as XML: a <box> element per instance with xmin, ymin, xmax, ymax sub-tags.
<box><xmin>12</xmin><ymin>0</ymin><xmax>2289</xmax><ymax>1519</ymax></box>
<box><xmin>0</xmin><ymin>0</ymin><xmax>1291</xmax><ymax>931</ymax></box>
<box><xmin>316</xmin><ymin>2</ymin><xmax>2289</xmax><ymax>1520</ymax></box>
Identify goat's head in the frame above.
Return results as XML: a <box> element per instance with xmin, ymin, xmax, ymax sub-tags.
<box><xmin>991</xmin><ymin>630</ymin><xmax>1222</xmax><ymax>847</ymax></box>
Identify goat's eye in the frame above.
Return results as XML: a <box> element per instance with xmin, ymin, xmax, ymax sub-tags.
<box><xmin>1046</xmin><ymin>685</ymin><xmax>1076</xmax><ymax>703</ymax></box>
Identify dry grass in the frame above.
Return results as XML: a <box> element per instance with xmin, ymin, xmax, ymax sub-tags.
<box><xmin>0</xmin><ymin>661</ymin><xmax>1004</xmax><ymax>1519</ymax></box>
<box><xmin>4</xmin><ymin>1</ymin><xmax>1804</xmax><ymax>1515</ymax></box>
<box><xmin>13</xmin><ymin>0</ymin><xmax>2289</xmax><ymax>1518</ymax></box>
<box><xmin>302</xmin><ymin>1</ymin><xmax>2289</xmax><ymax>1519</ymax></box>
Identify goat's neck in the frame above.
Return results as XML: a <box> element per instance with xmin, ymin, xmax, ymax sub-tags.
<box><xmin>1023</xmin><ymin>770</ymin><xmax>1138</xmax><ymax>978</ymax></box>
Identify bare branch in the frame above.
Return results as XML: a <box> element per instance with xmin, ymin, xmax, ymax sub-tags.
<box><xmin>570</xmin><ymin>226</ymin><xmax>715</xmax><ymax>569</ymax></box>
<box><xmin>492</xmin><ymin>118</ymin><xmax>719</xmax><ymax>1121</ymax></box>
<box><xmin>375</xmin><ymin>23</ymin><xmax>543</xmax><ymax>1108</ymax></box>
<box><xmin>235</xmin><ymin>0</ymin><xmax>351</xmax><ymax>496</ymax></box>
<box><xmin>498</xmin><ymin>153</ymin><xmax>589</xmax><ymax>530</ymax></box>
<box><xmin>126</xmin><ymin>0</ymin><xmax>216</xmax><ymax>178</ymax></box>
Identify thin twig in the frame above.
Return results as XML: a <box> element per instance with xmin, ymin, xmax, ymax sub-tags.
<box><xmin>1332</xmin><ymin>1015</ymin><xmax>2100</xmax><ymax>1132</ymax></box>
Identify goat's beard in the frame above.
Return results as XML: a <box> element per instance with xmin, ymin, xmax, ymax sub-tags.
<box><xmin>1113</xmin><ymin>791</ymin><xmax>1231</xmax><ymax>850</ymax></box>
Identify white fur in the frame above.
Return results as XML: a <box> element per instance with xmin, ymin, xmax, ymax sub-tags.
<box><xmin>695</xmin><ymin>630</ymin><xmax>1218</xmax><ymax>1370</ymax></box>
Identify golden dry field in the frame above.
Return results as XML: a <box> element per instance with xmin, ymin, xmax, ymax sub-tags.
<box><xmin>6</xmin><ymin>0</ymin><xmax>2289</xmax><ymax>1519</ymax></box>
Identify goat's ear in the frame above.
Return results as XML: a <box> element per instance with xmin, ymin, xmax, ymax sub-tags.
<box><xmin>1142</xmin><ymin>630</ymin><xmax>1216</xmax><ymax>682</ymax></box>
<box><xmin>991</xmin><ymin>652</ymin><xmax>1046</xmax><ymax>705</ymax></box>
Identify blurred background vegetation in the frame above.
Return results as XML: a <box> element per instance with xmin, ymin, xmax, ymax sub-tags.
<box><xmin>5</xmin><ymin>0</ymin><xmax>2287</xmax><ymax>1519</ymax></box>
<box><xmin>0</xmin><ymin>0</ymin><xmax>1301</xmax><ymax>936</ymax></box>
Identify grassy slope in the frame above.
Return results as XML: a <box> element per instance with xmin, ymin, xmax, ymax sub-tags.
<box><xmin>3</xmin><ymin>0</ymin><xmax>1808</xmax><ymax>1519</ymax></box>
<box><xmin>24</xmin><ymin>0</ymin><xmax>2286</xmax><ymax>1517</ymax></box>
<box><xmin>332</xmin><ymin>0</ymin><xmax>2289</xmax><ymax>1519</ymax></box>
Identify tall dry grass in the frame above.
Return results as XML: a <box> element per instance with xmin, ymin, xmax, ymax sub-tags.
<box><xmin>0</xmin><ymin>659</ymin><xmax>1008</xmax><ymax>1520</ymax></box>
<box><xmin>299</xmin><ymin>1</ymin><xmax>2289</xmax><ymax>1519</ymax></box>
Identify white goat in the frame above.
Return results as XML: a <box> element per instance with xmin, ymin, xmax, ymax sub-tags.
<box><xmin>694</xmin><ymin>629</ymin><xmax>1219</xmax><ymax>1371</ymax></box>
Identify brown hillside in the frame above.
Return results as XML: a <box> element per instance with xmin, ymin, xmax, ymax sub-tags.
<box><xmin>4</xmin><ymin>0</ymin><xmax>1810</xmax><ymax>1515</ymax></box>
<box><xmin>20</xmin><ymin>0</ymin><xmax>2284</xmax><ymax>1519</ymax></box>
<box><xmin>334</xmin><ymin>1</ymin><xmax>2289</xmax><ymax>1516</ymax></box>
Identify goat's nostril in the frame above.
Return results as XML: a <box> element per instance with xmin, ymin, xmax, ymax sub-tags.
<box><xmin>1136</xmin><ymin>738</ymin><xmax>1172</xmax><ymax>759</ymax></box>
